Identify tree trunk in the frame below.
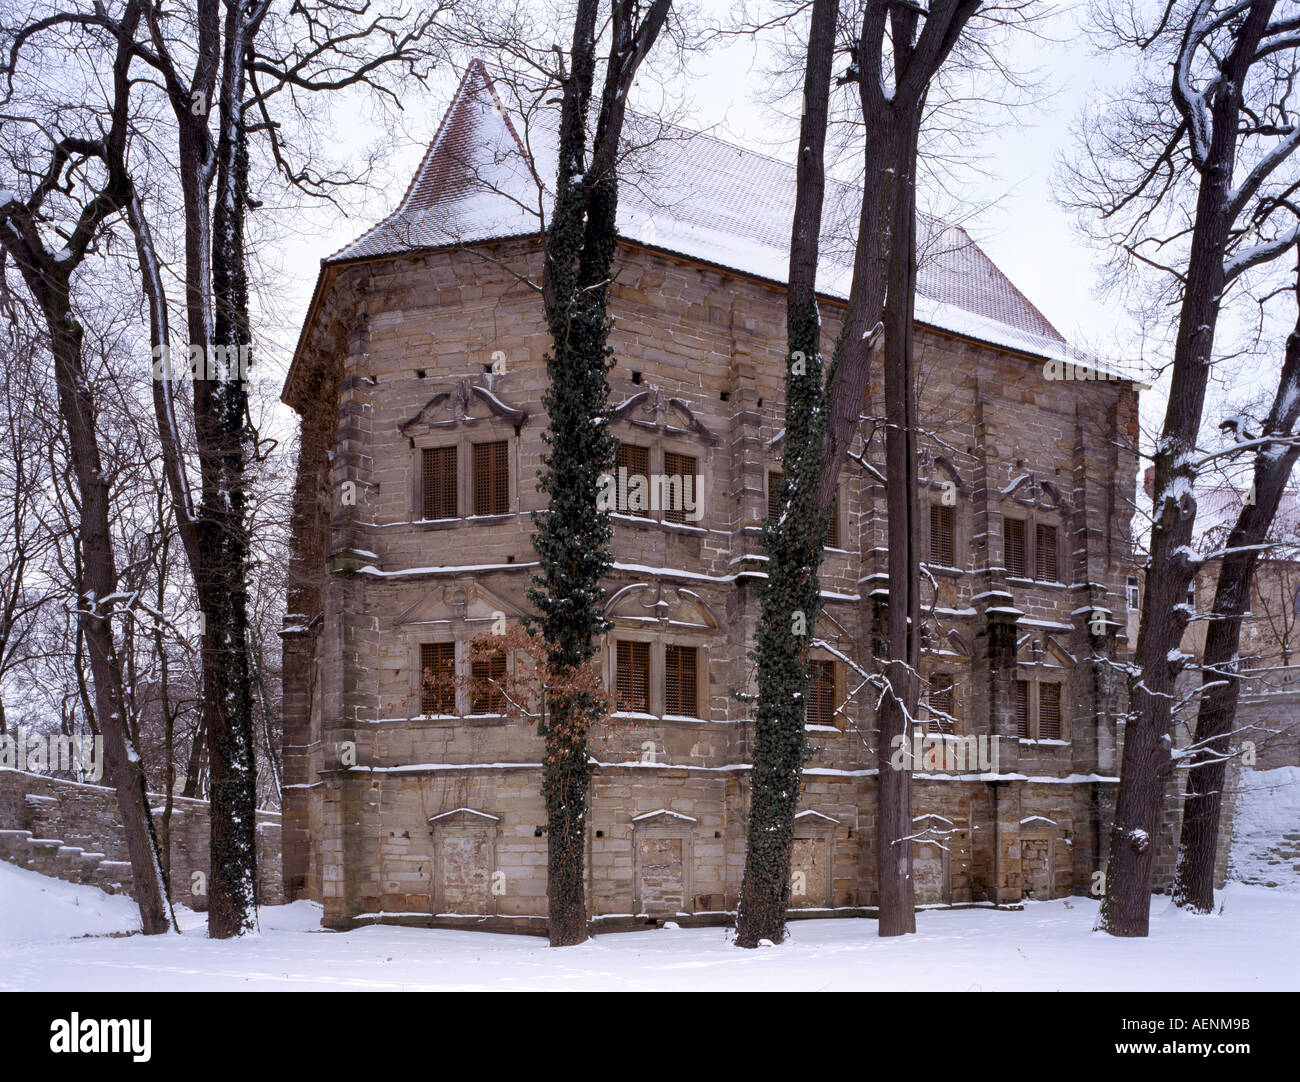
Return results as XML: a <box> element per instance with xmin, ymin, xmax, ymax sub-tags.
<box><xmin>201</xmin><ymin>0</ymin><xmax>259</xmax><ymax>937</ymax></box>
<box><xmin>46</xmin><ymin>289</ymin><xmax>176</xmax><ymax>935</ymax></box>
<box><xmin>1173</xmin><ymin>316</ymin><xmax>1300</xmax><ymax>911</ymax></box>
<box><xmin>1100</xmin><ymin>142</ymin><xmax>1236</xmax><ymax>939</ymax></box>
<box><xmin>736</xmin><ymin>0</ymin><xmax>840</xmax><ymax>949</ymax></box>
<box><xmin>876</xmin><ymin>112</ymin><xmax>922</xmax><ymax>938</ymax></box>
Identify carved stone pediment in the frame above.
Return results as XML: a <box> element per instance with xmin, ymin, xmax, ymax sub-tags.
<box><xmin>999</xmin><ymin>470</ymin><xmax>1069</xmax><ymax>514</ymax></box>
<box><xmin>610</xmin><ymin>386</ymin><xmax>718</xmax><ymax>445</ymax></box>
<box><xmin>400</xmin><ymin>374</ymin><xmax>529</xmax><ymax>435</ymax></box>
<box><xmin>395</xmin><ymin>582</ymin><xmax>525</xmax><ymax>630</ymax></box>
<box><xmin>631</xmin><ymin>808</ymin><xmax>697</xmax><ymax>826</ymax></box>
<box><xmin>428</xmin><ymin>807</ymin><xmax>500</xmax><ymax>826</ymax></box>
<box><xmin>1015</xmin><ymin>633</ymin><xmax>1076</xmax><ymax>669</ymax></box>
<box><xmin>605</xmin><ymin>582</ymin><xmax>719</xmax><ymax>632</ymax></box>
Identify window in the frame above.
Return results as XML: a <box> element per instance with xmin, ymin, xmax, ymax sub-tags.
<box><xmin>1015</xmin><ymin>679</ymin><xmax>1030</xmax><ymax>739</ymax></box>
<box><xmin>470</xmin><ymin>650</ymin><xmax>506</xmax><ymax>714</ymax></box>
<box><xmin>420</xmin><ymin>642</ymin><xmax>456</xmax><ymax>715</ymax></box>
<box><xmin>1004</xmin><ymin>518</ymin><xmax>1026</xmax><ymax>577</ymax></box>
<box><xmin>770</xmin><ymin>471</ymin><xmax>840</xmax><ymax>547</ymax></box>
<box><xmin>472</xmin><ymin>440</ymin><xmax>509</xmax><ymax>516</ymax></box>
<box><xmin>767</xmin><ymin>471</ymin><xmax>783</xmax><ymax>523</ymax></box>
<box><xmin>1035</xmin><ymin>524</ymin><xmax>1059</xmax><ymax>582</ymax></box>
<box><xmin>663</xmin><ymin>451</ymin><xmax>697</xmax><ymax>526</ymax></box>
<box><xmin>422</xmin><ymin>446</ymin><xmax>457</xmax><ymax>520</ymax></box>
<box><xmin>928</xmin><ymin>673</ymin><xmax>955</xmax><ymax>735</ymax></box>
<box><xmin>1187</xmin><ymin>581</ymin><xmax>1197</xmax><ymax>610</ymax></box>
<box><xmin>664</xmin><ymin>644</ymin><xmax>698</xmax><ymax>716</ymax></box>
<box><xmin>1038</xmin><ymin>683</ymin><xmax>1061</xmax><ymax>741</ymax></box>
<box><xmin>930</xmin><ymin>504</ymin><xmax>955</xmax><ymax>568</ymax></box>
<box><xmin>616</xmin><ymin>443</ymin><xmax>650</xmax><ymax>518</ymax></box>
<box><xmin>615</xmin><ymin>640</ymin><xmax>650</xmax><ymax>712</ymax></box>
<box><xmin>1127</xmin><ymin>575</ymin><xmax>1140</xmax><ymax>611</ymax></box>
<box><xmin>1294</xmin><ymin>584</ymin><xmax>1300</xmax><ymax>617</ymax></box>
<box><xmin>807</xmin><ymin>659</ymin><xmax>837</xmax><ymax>728</ymax></box>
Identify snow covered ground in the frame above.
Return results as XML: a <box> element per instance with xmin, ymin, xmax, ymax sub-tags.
<box><xmin>1</xmin><ymin>860</ymin><xmax>1295</xmax><ymax>990</ymax></box>
<box><xmin>1230</xmin><ymin>765</ymin><xmax>1300</xmax><ymax>889</ymax></box>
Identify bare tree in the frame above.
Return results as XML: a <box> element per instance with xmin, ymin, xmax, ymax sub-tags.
<box><xmin>1174</xmin><ymin>259</ymin><xmax>1300</xmax><ymax>911</ymax></box>
<box><xmin>0</xmin><ymin>0</ymin><xmax>176</xmax><ymax>933</ymax></box>
<box><xmin>1064</xmin><ymin>0</ymin><xmax>1300</xmax><ymax>936</ymax></box>
<box><xmin>828</xmin><ymin>0</ymin><xmax>982</xmax><ymax>938</ymax></box>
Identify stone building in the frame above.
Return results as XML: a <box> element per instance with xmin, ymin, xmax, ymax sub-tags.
<box><xmin>281</xmin><ymin>62</ymin><xmax>1149</xmax><ymax>932</ymax></box>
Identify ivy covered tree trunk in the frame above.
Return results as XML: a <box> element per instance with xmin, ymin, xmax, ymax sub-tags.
<box><xmin>529</xmin><ymin>0</ymin><xmax>670</xmax><ymax>947</ymax></box>
<box><xmin>1173</xmin><ymin>311</ymin><xmax>1300</xmax><ymax>912</ymax></box>
<box><xmin>735</xmin><ymin>0</ymin><xmax>839</xmax><ymax>950</ymax></box>
<box><xmin>201</xmin><ymin>0</ymin><xmax>259</xmax><ymax>938</ymax></box>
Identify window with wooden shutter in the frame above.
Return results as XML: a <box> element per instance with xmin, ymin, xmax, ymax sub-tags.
<box><xmin>928</xmin><ymin>673</ymin><xmax>955</xmax><ymax>734</ymax></box>
<box><xmin>826</xmin><ymin>493</ymin><xmax>840</xmax><ymax>549</ymax></box>
<box><xmin>663</xmin><ymin>451</ymin><xmax>697</xmax><ymax>525</ymax></box>
<box><xmin>930</xmin><ymin>504</ymin><xmax>955</xmax><ymax>567</ymax></box>
<box><xmin>470</xmin><ymin>650</ymin><xmax>506</xmax><ymax>714</ymax></box>
<box><xmin>615</xmin><ymin>640</ymin><xmax>650</xmax><ymax>712</ymax></box>
<box><xmin>422</xmin><ymin>447</ymin><xmax>457</xmax><ymax>520</ymax></box>
<box><xmin>420</xmin><ymin>641</ymin><xmax>456</xmax><ymax>715</ymax></box>
<box><xmin>616</xmin><ymin>443</ymin><xmax>650</xmax><ymax>518</ymax></box>
<box><xmin>1004</xmin><ymin>518</ymin><xmax>1026</xmax><ymax>577</ymax></box>
<box><xmin>664</xmin><ymin>643</ymin><xmax>698</xmax><ymax>716</ymax></box>
<box><xmin>1015</xmin><ymin>679</ymin><xmax>1030</xmax><ymax>739</ymax></box>
<box><xmin>768</xmin><ymin>471</ymin><xmax>784</xmax><ymax>523</ymax></box>
<box><xmin>806</xmin><ymin>659</ymin><xmax>837</xmax><ymax>727</ymax></box>
<box><xmin>1036</xmin><ymin>523</ymin><xmax>1059</xmax><ymax>582</ymax></box>
<box><xmin>473</xmin><ymin>440</ymin><xmax>509</xmax><ymax>516</ymax></box>
<box><xmin>1038</xmin><ymin>682</ymin><xmax>1061</xmax><ymax>740</ymax></box>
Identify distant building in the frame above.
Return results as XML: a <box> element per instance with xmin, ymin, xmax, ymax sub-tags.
<box><xmin>1139</xmin><ymin>482</ymin><xmax>1300</xmax><ymax>771</ymax></box>
<box><xmin>281</xmin><ymin>62</ymin><xmax>1160</xmax><ymax>932</ymax></box>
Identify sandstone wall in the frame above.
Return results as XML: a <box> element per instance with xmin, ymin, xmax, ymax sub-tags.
<box><xmin>0</xmin><ymin>767</ymin><xmax>282</xmax><ymax>909</ymax></box>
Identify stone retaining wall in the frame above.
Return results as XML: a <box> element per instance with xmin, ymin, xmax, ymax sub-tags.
<box><xmin>0</xmin><ymin>767</ymin><xmax>282</xmax><ymax>908</ymax></box>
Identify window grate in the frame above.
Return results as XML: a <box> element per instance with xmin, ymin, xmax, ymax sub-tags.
<box><xmin>616</xmin><ymin>443</ymin><xmax>650</xmax><ymax>518</ymax></box>
<box><xmin>664</xmin><ymin>643</ymin><xmax>698</xmax><ymax>716</ymax></box>
<box><xmin>806</xmin><ymin>659</ymin><xmax>837</xmax><ymax>727</ymax></box>
<box><xmin>473</xmin><ymin>440</ymin><xmax>509</xmax><ymax>516</ymax></box>
<box><xmin>1036</xmin><ymin>523</ymin><xmax>1059</xmax><ymax>582</ymax></box>
<box><xmin>1038</xmin><ymin>682</ymin><xmax>1061</xmax><ymax>740</ymax></box>
<box><xmin>1005</xmin><ymin>518</ymin><xmax>1026</xmax><ymax>577</ymax></box>
<box><xmin>930</xmin><ymin>504</ymin><xmax>955</xmax><ymax>567</ymax></box>
<box><xmin>663</xmin><ymin>451</ymin><xmax>697</xmax><ymax>525</ymax></box>
<box><xmin>420</xmin><ymin>642</ymin><xmax>456</xmax><ymax>715</ymax></box>
<box><xmin>1015</xmin><ymin>679</ymin><xmax>1030</xmax><ymax>739</ymax></box>
<box><xmin>928</xmin><ymin>673</ymin><xmax>955</xmax><ymax>734</ymax></box>
<box><xmin>422</xmin><ymin>446</ymin><xmax>457</xmax><ymax>520</ymax></box>
<box><xmin>615</xmin><ymin>640</ymin><xmax>650</xmax><ymax>712</ymax></box>
<box><xmin>470</xmin><ymin>650</ymin><xmax>506</xmax><ymax>714</ymax></box>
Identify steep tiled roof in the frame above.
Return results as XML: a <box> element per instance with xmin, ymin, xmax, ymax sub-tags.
<box><xmin>327</xmin><ymin>60</ymin><xmax>1102</xmax><ymax>368</ymax></box>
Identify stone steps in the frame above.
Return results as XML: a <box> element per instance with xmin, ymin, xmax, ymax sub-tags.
<box><xmin>0</xmin><ymin>827</ymin><xmax>134</xmax><ymax>895</ymax></box>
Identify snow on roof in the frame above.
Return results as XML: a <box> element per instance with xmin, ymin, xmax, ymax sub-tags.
<box><xmin>1195</xmin><ymin>485</ymin><xmax>1300</xmax><ymax>553</ymax></box>
<box><xmin>324</xmin><ymin>60</ymin><xmax>1127</xmax><ymax>375</ymax></box>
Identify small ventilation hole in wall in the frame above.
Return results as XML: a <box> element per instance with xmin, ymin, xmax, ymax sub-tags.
<box><xmin>416</xmin><ymin>369</ymin><xmax>426</xmax><ymax>379</ymax></box>
<box><xmin>631</xmin><ymin>370</ymin><xmax>642</xmax><ymax>384</ymax></box>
